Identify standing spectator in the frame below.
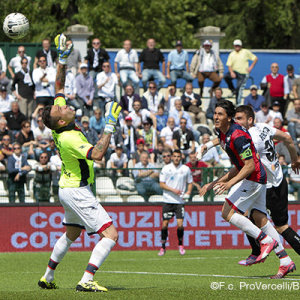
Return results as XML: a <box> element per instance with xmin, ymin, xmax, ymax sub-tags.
<box><xmin>287</xmin><ymin>99</ymin><xmax>300</xmax><ymax>150</ymax></box>
<box><xmin>261</xmin><ymin>62</ymin><xmax>285</xmax><ymax>115</ymax></box>
<box><xmin>64</xmin><ymin>69</ymin><xmax>79</xmax><ymax>110</ymax></box>
<box><xmin>8</xmin><ymin>46</ymin><xmax>32</xmax><ymax>78</ymax></box>
<box><xmin>164</xmin><ymin>84</ymin><xmax>180</xmax><ymax>111</ymax></box>
<box><xmin>139</xmin><ymin>38</ymin><xmax>166</xmax><ymax>91</ymax></box>
<box><xmin>206</xmin><ymin>87</ymin><xmax>224</xmax><ymax>121</ymax></box>
<box><xmin>244</xmin><ymin>85</ymin><xmax>265</xmax><ymax>112</ymax></box>
<box><xmin>128</xmin><ymin>99</ymin><xmax>157</xmax><ymax>129</ymax></box>
<box><xmin>16</xmin><ymin>120</ymin><xmax>35</xmax><ymax>159</ymax></box>
<box><xmin>138</xmin><ymin>120</ymin><xmax>157</xmax><ymax>152</ymax></box>
<box><xmin>166</xmin><ymin>40</ymin><xmax>194</xmax><ymax>86</ymax></box>
<box><xmin>133</xmin><ymin>151</ymin><xmax>162</xmax><ymax>201</ymax></box>
<box><xmin>172</xmin><ymin>117</ymin><xmax>195</xmax><ymax>161</ymax></box>
<box><xmin>110</xmin><ymin>144</ymin><xmax>128</xmax><ymax>178</ymax></box>
<box><xmin>4</xmin><ymin>102</ymin><xmax>27</xmax><ymax>137</ymax></box>
<box><xmin>33</xmin><ymin>152</ymin><xmax>53</xmax><ymax>202</ymax></box>
<box><xmin>89</xmin><ymin>108</ymin><xmax>105</xmax><ymax>136</ymax></box>
<box><xmin>186</xmin><ymin>151</ymin><xmax>208</xmax><ymax>200</ymax></box>
<box><xmin>190</xmin><ymin>40</ymin><xmax>223</xmax><ymax>97</ymax></box>
<box><xmin>181</xmin><ymin>82</ymin><xmax>205</xmax><ymax>124</ymax></box>
<box><xmin>0</xmin><ymin>119</ymin><xmax>13</xmax><ymax>142</ymax></box>
<box><xmin>121</xmin><ymin>116</ymin><xmax>137</xmax><ymax>158</ymax></box>
<box><xmin>66</xmin><ymin>38</ymin><xmax>81</xmax><ymax>76</ymax></box>
<box><xmin>0</xmin><ymin>85</ymin><xmax>14</xmax><ymax>114</ymax></box>
<box><xmin>292</xmin><ymin>75</ymin><xmax>300</xmax><ymax>100</ymax></box>
<box><xmin>34</xmin><ymin>38</ymin><xmax>57</xmax><ymax>69</ymax></box>
<box><xmin>120</xmin><ymin>84</ymin><xmax>141</xmax><ymax>116</ymax></box>
<box><xmin>84</xmin><ymin>38</ymin><xmax>110</xmax><ymax>80</ymax></box>
<box><xmin>11</xmin><ymin>57</ymin><xmax>35</xmax><ymax>118</ymax></box>
<box><xmin>284</xmin><ymin>64</ymin><xmax>299</xmax><ymax>99</ymax></box>
<box><xmin>160</xmin><ymin>117</ymin><xmax>177</xmax><ymax>149</ymax></box>
<box><xmin>142</xmin><ymin>81</ymin><xmax>164</xmax><ymax>113</ymax></box>
<box><xmin>158</xmin><ymin>149</ymin><xmax>193</xmax><ymax>256</ymax></box>
<box><xmin>224</xmin><ymin>39</ymin><xmax>258</xmax><ymax>105</ymax></box>
<box><xmin>7</xmin><ymin>142</ymin><xmax>31</xmax><ymax>203</ymax></box>
<box><xmin>75</xmin><ymin>63</ymin><xmax>95</xmax><ymax>116</ymax></box>
<box><xmin>156</xmin><ymin>104</ymin><xmax>168</xmax><ymax>133</ymax></box>
<box><xmin>32</xmin><ymin>55</ymin><xmax>56</xmax><ymax>107</ymax></box>
<box><xmin>33</xmin><ymin>116</ymin><xmax>52</xmax><ymax>157</ymax></box>
<box><xmin>132</xmin><ymin>138</ymin><xmax>145</xmax><ymax>165</ymax></box>
<box><xmin>81</xmin><ymin>116</ymin><xmax>98</xmax><ymax>145</ymax></box>
<box><xmin>96</xmin><ymin>62</ymin><xmax>118</xmax><ymax>112</ymax></box>
<box><xmin>114</xmin><ymin>40</ymin><xmax>139</xmax><ymax>92</ymax></box>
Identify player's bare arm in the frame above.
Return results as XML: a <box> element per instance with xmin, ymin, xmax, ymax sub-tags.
<box><xmin>55</xmin><ymin>64</ymin><xmax>66</xmax><ymax>94</ymax></box>
<box><xmin>160</xmin><ymin>182</ymin><xmax>181</xmax><ymax>195</ymax></box>
<box><xmin>90</xmin><ymin>132</ymin><xmax>111</xmax><ymax>161</ymax></box>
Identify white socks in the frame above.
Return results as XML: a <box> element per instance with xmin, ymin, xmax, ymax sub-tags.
<box><xmin>44</xmin><ymin>233</ymin><xmax>73</xmax><ymax>282</ymax></box>
<box><xmin>80</xmin><ymin>237</ymin><xmax>116</xmax><ymax>283</ymax></box>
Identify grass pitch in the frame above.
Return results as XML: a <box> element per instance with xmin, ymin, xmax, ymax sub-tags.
<box><xmin>0</xmin><ymin>249</ymin><xmax>300</xmax><ymax>300</ymax></box>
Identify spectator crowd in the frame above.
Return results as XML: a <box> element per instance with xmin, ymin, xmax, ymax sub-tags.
<box><xmin>0</xmin><ymin>36</ymin><xmax>299</xmax><ymax>203</ymax></box>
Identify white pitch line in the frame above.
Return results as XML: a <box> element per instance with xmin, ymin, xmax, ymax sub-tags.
<box><xmin>116</xmin><ymin>256</ymin><xmax>241</xmax><ymax>262</ymax></box>
<box><xmin>101</xmin><ymin>270</ymin><xmax>300</xmax><ymax>281</ymax></box>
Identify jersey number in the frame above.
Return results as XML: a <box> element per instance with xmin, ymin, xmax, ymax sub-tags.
<box><xmin>264</xmin><ymin>140</ymin><xmax>276</xmax><ymax>162</ymax></box>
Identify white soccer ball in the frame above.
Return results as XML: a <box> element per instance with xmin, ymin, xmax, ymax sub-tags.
<box><xmin>3</xmin><ymin>13</ymin><xmax>29</xmax><ymax>40</ymax></box>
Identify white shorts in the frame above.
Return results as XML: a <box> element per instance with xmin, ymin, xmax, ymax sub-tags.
<box><xmin>59</xmin><ymin>185</ymin><xmax>112</xmax><ymax>235</ymax></box>
<box><xmin>226</xmin><ymin>179</ymin><xmax>267</xmax><ymax>215</ymax></box>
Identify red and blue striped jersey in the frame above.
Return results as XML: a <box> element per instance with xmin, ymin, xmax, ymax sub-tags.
<box><xmin>216</xmin><ymin>122</ymin><xmax>267</xmax><ymax>184</ymax></box>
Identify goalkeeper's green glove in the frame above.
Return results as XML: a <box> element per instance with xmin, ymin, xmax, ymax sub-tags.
<box><xmin>104</xmin><ymin>101</ymin><xmax>122</xmax><ymax>133</ymax></box>
<box><xmin>54</xmin><ymin>33</ymin><xmax>73</xmax><ymax>65</ymax></box>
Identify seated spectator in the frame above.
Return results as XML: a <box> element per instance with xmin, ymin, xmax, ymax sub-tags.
<box><xmin>287</xmin><ymin>99</ymin><xmax>300</xmax><ymax>151</ymax></box>
<box><xmin>11</xmin><ymin>57</ymin><xmax>35</xmax><ymax>118</ymax></box>
<box><xmin>166</xmin><ymin>40</ymin><xmax>194</xmax><ymax>87</ymax></box>
<box><xmin>0</xmin><ymin>119</ymin><xmax>13</xmax><ymax>142</ymax></box>
<box><xmin>256</xmin><ymin>102</ymin><xmax>282</xmax><ymax>126</ymax></box>
<box><xmin>7</xmin><ymin>142</ymin><xmax>31</xmax><ymax>203</ymax></box>
<box><xmin>172</xmin><ymin>117</ymin><xmax>195</xmax><ymax>161</ymax></box>
<box><xmin>0</xmin><ymin>85</ymin><xmax>14</xmax><ymax>114</ymax></box>
<box><xmin>114</xmin><ymin>39</ymin><xmax>139</xmax><ymax>92</ymax></box>
<box><xmin>4</xmin><ymin>102</ymin><xmax>27</xmax><ymax>138</ymax></box>
<box><xmin>273</xmin><ymin>117</ymin><xmax>288</xmax><ymax>145</ymax></box>
<box><xmin>66</xmin><ymin>38</ymin><xmax>82</xmax><ymax>76</ymax></box>
<box><xmin>89</xmin><ymin>108</ymin><xmax>105</xmax><ymax>136</ymax></box>
<box><xmin>33</xmin><ymin>54</ymin><xmax>56</xmax><ymax>107</ymax></box>
<box><xmin>50</xmin><ymin>148</ymin><xmax>61</xmax><ymax>202</ymax></box>
<box><xmin>64</xmin><ymin>69</ymin><xmax>80</xmax><ymax>111</ymax></box>
<box><xmin>186</xmin><ymin>151</ymin><xmax>208</xmax><ymax>200</ymax></box>
<box><xmin>139</xmin><ymin>38</ymin><xmax>166</xmax><ymax>91</ymax></box>
<box><xmin>128</xmin><ymin>99</ymin><xmax>157</xmax><ymax>129</ymax></box>
<box><xmin>33</xmin><ymin>116</ymin><xmax>52</xmax><ymax>157</ymax></box>
<box><xmin>162</xmin><ymin>148</ymin><xmax>172</xmax><ymax>166</ymax></box>
<box><xmin>142</xmin><ymin>81</ymin><xmax>164</xmax><ymax>113</ymax></box>
<box><xmin>153</xmin><ymin>140</ymin><xmax>165</xmax><ymax>167</ymax></box>
<box><xmin>16</xmin><ymin>120</ymin><xmax>35</xmax><ymax>159</ymax></box>
<box><xmin>0</xmin><ymin>48</ymin><xmax>8</xmax><ymax>88</ymax></box>
<box><xmin>190</xmin><ymin>40</ymin><xmax>223</xmax><ymax>97</ymax></box>
<box><xmin>289</xmin><ymin>163</ymin><xmax>300</xmax><ymax>200</ymax></box>
<box><xmin>121</xmin><ymin>116</ymin><xmax>137</xmax><ymax>158</ymax></box>
<box><xmin>206</xmin><ymin>87</ymin><xmax>224</xmax><ymax>121</ymax></box>
<box><xmin>33</xmin><ymin>38</ymin><xmax>57</xmax><ymax>69</ymax></box>
<box><xmin>132</xmin><ymin>138</ymin><xmax>145</xmax><ymax>166</ymax></box>
<box><xmin>164</xmin><ymin>84</ymin><xmax>180</xmax><ymax>111</ymax></box>
<box><xmin>75</xmin><ymin>63</ymin><xmax>95</xmax><ymax>117</ymax></box>
<box><xmin>181</xmin><ymin>82</ymin><xmax>205</xmax><ymax>124</ymax></box>
<box><xmin>96</xmin><ymin>61</ymin><xmax>119</xmax><ymax>113</ymax></box>
<box><xmin>160</xmin><ymin>117</ymin><xmax>177</xmax><ymax>149</ymax></box>
<box><xmin>156</xmin><ymin>104</ymin><xmax>168</xmax><ymax>133</ymax></box>
<box><xmin>31</xmin><ymin>104</ymin><xmax>44</xmax><ymax>132</ymax></box>
<box><xmin>133</xmin><ymin>151</ymin><xmax>162</xmax><ymax>201</ymax></box>
<box><xmin>106</xmin><ymin>127</ymin><xmax>124</xmax><ymax>162</ymax></box>
<box><xmin>81</xmin><ymin>116</ymin><xmax>98</xmax><ymax>145</ymax></box>
<box><xmin>244</xmin><ymin>85</ymin><xmax>265</xmax><ymax>112</ymax></box>
<box><xmin>284</xmin><ymin>64</ymin><xmax>299</xmax><ymax>99</ymax></box>
<box><xmin>110</xmin><ymin>144</ymin><xmax>128</xmax><ymax>178</ymax></box>
<box><xmin>33</xmin><ymin>152</ymin><xmax>54</xmax><ymax>202</ymax></box>
<box><xmin>75</xmin><ymin>108</ymin><xmax>83</xmax><ymax>126</ymax></box>
<box><xmin>169</xmin><ymin>99</ymin><xmax>200</xmax><ymax>141</ymax></box>
<box><xmin>8</xmin><ymin>45</ymin><xmax>32</xmax><ymax>78</ymax></box>
<box><xmin>46</xmin><ymin>138</ymin><xmax>57</xmax><ymax>158</ymax></box>
<box><xmin>138</xmin><ymin>120</ymin><xmax>157</xmax><ymax>153</ymax></box>
<box><xmin>0</xmin><ymin>134</ymin><xmax>13</xmax><ymax>163</ymax></box>
<box><xmin>120</xmin><ymin>84</ymin><xmax>141</xmax><ymax>116</ymax></box>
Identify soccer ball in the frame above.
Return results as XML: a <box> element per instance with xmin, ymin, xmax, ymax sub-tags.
<box><xmin>3</xmin><ymin>13</ymin><xmax>29</xmax><ymax>39</ymax></box>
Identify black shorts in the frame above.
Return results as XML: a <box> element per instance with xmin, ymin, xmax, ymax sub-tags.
<box><xmin>162</xmin><ymin>203</ymin><xmax>185</xmax><ymax>220</ymax></box>
<box><xmin>266</xmin><ymin>177</ymin><xmax>288</xmax><ymax>227</ymax></box>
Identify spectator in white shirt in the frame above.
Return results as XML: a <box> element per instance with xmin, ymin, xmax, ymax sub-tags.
<box><xmin>8</xmin><ymin>46</ymin><xmax>31</xmax><ymax>78</ymax></box>
<box><xmin>110</xmin><ymin>144</ymin><xmax>128</xmax><ymax>178</ymax></box>
<box><xmin>256</xmin><ymin>101</ymin><xmax>283</xmax><ymax>126</ymax></box>
<box><xmin>0</xmin><ymin>85</ymin><xmax>14</xmax><ymax>114</ymax></box>
<box><xmin>114</xmin><ymin>39</ymin><xmax>140</xmax><ymax>92</ymax></box>
<box><xmin>160</xmin><ymin>117</ymin><xmax>177</xmax><ymax>149</ymax></box>
<box><xmin>33</xmin><ymin>116</ymin><xmax>52</xmax><ymax>157</ymax></box>
<box><xmin>164</xmin><ymin>84</ymin><xmax>180</xmax><ymax>111</ymax></box>
<box><xmin>32</xmin><ymin>54</ymin><xmax>56</xmax><ymax>107</ymax></box>
<box><xmin>141</xmin><ymin>81</ymin><xmax>164</xmax><ymax>114</ymax></box>
<box><xmin>64</xmin><ymin>69</ymin><xmax>80</xmax><ymax>111</ymax></box>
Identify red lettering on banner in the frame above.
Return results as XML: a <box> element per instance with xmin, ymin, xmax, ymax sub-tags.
<box><xmin>1</xmin><ymin>205</ymin><xmax>300</xmax><ymax>252</ymax></box>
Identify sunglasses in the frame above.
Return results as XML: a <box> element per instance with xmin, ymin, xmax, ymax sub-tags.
<box><xmin>18</xmin><ymin>51</ymin><xmax>25</xmax><ymax>53</ymax></box>
<box><xmin>149</xmin><ymin>86</ymin><xmax>156</xmax><ymax>89</ymax></box>
<box><xmin>93</xmin><ymin>42</ymin><xmax>100</xmax><ymax>45</ymax></box>
<box><xmin>163</xmin><ymin>155</ymin><xmax>171</xmax><ymax>158</ymax></box>
<box><xmin>2</xmin><ymin>138</ymin><xmax>10</xmax><ymax>141</ymax></box>
<box><xmin>37</xmin><ymin>120</ymin><xmax>43</xmax><ymax>122</ymax></box>
<box><xmin>13</xmin><ymin>147</ymin><xmax>21</xmax><ymax>150</ymax></box>
<box><xmin>24</xmin><ymin>125</ymin><xmax>30</xmax><ymax>128</ymax></box>
<box><xmin>40</xmin><ymin>156</ymin><xmax>48</xmax><ymax>159</ymax></box>
<box><xmin>103</xmin><ymin>65</ymin><xmax>110</xmax><ymax>68</ymax></box>
<box><xmin>39</xmin><ymin>60</ymin><xmax>46</xmax><ymax>63</ymax></box>
<box><xmin>180</xmin><ymin>122</ymin><xmax>187</xmax><ymax>124</ymax></box>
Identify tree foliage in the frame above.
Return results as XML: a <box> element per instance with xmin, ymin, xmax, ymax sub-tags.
<box><xmin>1</xmin><ymin>0</ymin><xmax>300</xmax><ymax>49</ymax></box>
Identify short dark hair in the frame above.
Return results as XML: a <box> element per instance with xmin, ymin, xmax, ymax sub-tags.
<box><xmin>235</xmin><ymin>105</ymin><xmax>255</xmax><ymax>120</ymax></box>
<box><xmin>21</xmin><ymin>120</ymin><xmax>30</xmax><ymax>128</ymax></box>
<box><xmin>42</xmin><ymin>105</ymin><xmax>59</xmax><ymax>130</ymax></box>
<box><xmin>21</xmin><ymin>57</ymin><xmax>28</xmax><ymax>64</ymax></box>
<box><xmin>172</xmin><ymin>149</ymin><xmax>182</xmax><ymax>155</ymax></box>
<box><xmin>215</xmin><ymin>100</ymin><xmax>236</xmax><ymax>119</ymax></box>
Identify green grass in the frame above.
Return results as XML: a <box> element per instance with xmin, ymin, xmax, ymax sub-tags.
<box><xmin>0</xmin><ymin>249</ymin><xmax>300</xmax><ymax>300</ymax></box>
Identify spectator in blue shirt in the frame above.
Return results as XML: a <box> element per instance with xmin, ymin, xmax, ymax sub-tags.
<box><xmin>166</xmin><ymin>40</ymin><xmax>194</xmax><ymax>87</ymax></box>
<box><xmin>89</xmin><ymin>108</ymin><xmax>105</xmax><ymax>136</ymax></box>
<box><xmin>244</xmin><ymin>85</ymin><xmax>265</xmax><ymax>112</ymax></box>
<box><xmin>156</xmin><ymin>104</ymin><xmax>168</xmax><ymax>133</ymax></box>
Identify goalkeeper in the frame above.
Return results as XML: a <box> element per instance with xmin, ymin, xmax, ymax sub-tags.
<box><xmin>38</xmin><ymin>34</ymin><xmax>122</xmax><ymax>292</ymax></box>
